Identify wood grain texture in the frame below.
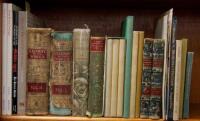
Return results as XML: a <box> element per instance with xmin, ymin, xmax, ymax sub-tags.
<box><xmin>0</xmin><ymin>0</ymin><xmax>2</xmax><ymax>115</ymax></box>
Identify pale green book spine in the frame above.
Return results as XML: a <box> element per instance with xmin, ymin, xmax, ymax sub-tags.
<box><xmin>122</xmin><ymin>16</ymin><xmax>134</xmax><ymax>118</ymax></box>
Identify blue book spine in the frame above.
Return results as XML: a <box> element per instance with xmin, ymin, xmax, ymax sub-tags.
<box><xmin>183</xmin><ymin>52</ymin><xmax>194</xmax><ymax>118</ymax></box>
<box><xmin>122</xmin><ymin>16</ymin><xmax>134</xmax><ymax>118</ymax></box>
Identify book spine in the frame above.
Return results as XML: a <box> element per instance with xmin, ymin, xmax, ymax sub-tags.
<box><xmin>104</xmin><ymin>38</ymin><xmax>113</xmax><ymax>117</ymax></box>
<box><xmin>2</xmin><ymin>3</ymin><xmax>8</xmax><ymax>115</ymax></box>
<box><xmin>130</xmin><ymin>31</ymin><xmax>139</xmax><ymax>118</ymax></box>
<box><xmin>149</xmin><ymin>39</ymin><xmax>164</xmax><ymax>119</ymax></box>
<box><xmin>26</xmin><ymin>28</ymin><xmax>52</xmax><ymax>115</ymax></box>
<box><xmin>87</xmin><ymin>37</ymin><xmax>105</xmax><ymax>117</ymax></box>
<box><xmin>0</xmin><ymin>1</ymin><xmax>2</xmax><ymax>115</ymax></box>
<box><xmin>183</xmin><ymin>52</ymin><xmax>194</xmax><ymax>118</ymax></box>
<box><xmin>72</xmin><ymin>28</ymin><xmax>90</xmax><ymax>116</ymax></box>
<box><xmin>117</xmin><ymin>39</ymin><xmax>125</xmax><ymax>117</ymax></box>
<box><xmin>12</xmin><ymin>11</ymin><xmax>18</xmax><ymax>114</ymax></box>
<box><xmin>135</xmin><ymin>31</ymin><xmax>144</xmax><ymax>118</ymax></box>
<box><xmin>110</xmin><ymin>39</ymin><xmax>119</xmax><ymax>117</ymax></box>
<box><xmin>122</xmin><ymin>16</ymin><xmax>134</xmax><ymax>118</ymax></box>
<box><xmin>7</xmin><ymin>4</ymin><xmax>13</xmax><ymax>115</ymax></box>
<box><xmin>167</xmin><ymin>17</ymin><xmax>177</xmax><ymax>120</ymax></box>
<box><xmin>173</xmin><ymin>40</ymin><xmax>182</xmax><ymax>120</ymax></box>
<box><xmin>17</xmin><ymin>11</ymin><xmax>27</xmax><ymax>115</ymax></box>
<box><xmin>140</xmin><ymin>38</ymin><xmax>153</xmax><ymax>118</ymax></box>
<box><xmin>50</xmin><ymin>32</ymin><xmax>73</xmax><ymax>115</ymax></box>
<box><xmin>179</xmin><ymin>39</ymin><xmax>188</xmax><ymax>118</ymax></box>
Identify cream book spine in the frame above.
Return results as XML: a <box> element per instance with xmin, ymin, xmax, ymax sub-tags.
<box><xmin>130</xmin><ymin>31</ymin><xmax>139</xmax><ymax>118</ymax></box>
<box><xmin>173</xmin><ymin>40</ymin><xmax>182</xmax><ymax>120</ymax></box>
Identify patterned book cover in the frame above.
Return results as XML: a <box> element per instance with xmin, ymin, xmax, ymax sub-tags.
<box><xmin>167</xmin><ymin>17</ymin><xmax>177</xmax><ymax>120</ymax></box>
<box><xmin>26</xmin><ymin>28</ymin><xmax>52</xmax><ymax>115</ymax></box>
<box><xmin>87</xmin><ymin>37</ymin><xmax>105</xmax><ymax>117</ymax></box>
<box><xmin>122</xmin><ymin>16</ymin><xmax>134</xmax><ymax>118</ymax></box>
<box><xmin>183</xmin><ymin>52</ymin><xmax>194</xmax><ymax>118</ymax></box>
<box><xmin>12</xmin><ymin>11</ymin><xmax>18</xmax><ymax>114</ymax></box>
<box><xmin>140</xmin><ymin>38</ymin><xmax>153</xmax><ymax>118</ymax></box>
<box><xmin>135</xmin><ymin>31</ymin><xmax>144</xmax><ymax>118</ymax></box>
<box><xmin>49</xmin><ymin>32</ymin><xmax>73</xmax><ymax>115</ymax></box>
<box><xmin>72</xmin><ymin>28</ymin><xmax>90</xmax><ymax>116</ymax></box>
<box><xmin>149</xmin><ymin>39</ymin><xmax>164</xmax><ymax>119</ymax></box>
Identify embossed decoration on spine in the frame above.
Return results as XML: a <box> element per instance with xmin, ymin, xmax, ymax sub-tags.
<box><xmin>72</xmin><ymin>28</ymin><xmax>90</xmax><ymax>116</ymax></box>
<box><xmin>26</xmin><ymin>28</ymin><xmax>52</xmax><ymax>115</ymax></box>
<box><xmin>87</xmin><ymin>37</ymin><xmax>105</xmax><ymax>117</ymax></box>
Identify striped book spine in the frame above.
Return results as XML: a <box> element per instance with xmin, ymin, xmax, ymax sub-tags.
<box><xmin>149</xmin><ymin>39</ymin><xmax>164</xmax><ymax>119</ymax></box>
<box><xmin>140</xmin><ymin>38</ymin><xmax>153</xmax><ymax>118</ymax></box>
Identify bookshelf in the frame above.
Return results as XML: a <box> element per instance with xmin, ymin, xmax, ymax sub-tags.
<box><xmin>0</xmin><ymin>0</ymin><xmax>200</xmax><ymax>120</ymax></box>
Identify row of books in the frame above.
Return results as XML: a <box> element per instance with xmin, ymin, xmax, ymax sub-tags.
<box><xmin>1</xmin><ymin>3</ymin><xmax>194</xmax><ymax>120</ymax></box>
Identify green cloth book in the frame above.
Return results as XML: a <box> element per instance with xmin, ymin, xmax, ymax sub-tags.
<box><xmin>122</xmin><ymin>16</ymin><xmax>134</xmax><ymax>118</ymax></box>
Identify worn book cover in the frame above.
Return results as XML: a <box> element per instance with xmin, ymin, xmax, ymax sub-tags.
<box><xmin>50</xmin><ymin>32</ymin><xmax>73</xmax><ymax>115</ymax></box>
<box><xmin>87</xmin><ymin>37</ymin><xmax>105</xmax><ymax>117</ymax></box>
<box><xmin>26</xmin><ymin>28</ymin><xmax>52</xmax><ymax>115</ymax></box>
<box><xmin>140</xmin><ymin>38</ymin><xmax>153</xmax><ymax>118</ymax></box>
<box><xmin>72</xmin><ymin>28</ymin><xmax>90</xmax><ymax>116</ymax></box>
<box><xmin>149</xmin><ymin>39</ymin><xmax>164</xmax><ymax>119</ymax></box>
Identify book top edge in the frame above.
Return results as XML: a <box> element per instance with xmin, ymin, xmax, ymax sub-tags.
<box><xmin>73</xmin><ymin>28</ymin><xmax>90</xmax><ymax>32</ymax></box>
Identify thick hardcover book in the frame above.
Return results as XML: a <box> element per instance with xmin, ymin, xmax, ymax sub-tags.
<box><xmin>72</xmin><ymin>28</ymin><xmax>90</xmax><ymax>116</ymax></box>
<box><xmin>183</xmin><ymin>52</ymin><xmax>194</xmax><ymax>118</ymax></box>
<box><xmin>122</xmin><ymin>16</ymin><xmax>134</xmax><ymax>118</ymax></box>
<box><xmin>12</xmin><ymin>11</ymin><xmax>18</xmax><ymax>114</ymax></box>
<box><xmin>135</xmin><ymin>31</ymin><xmax>144</xmax><ymax>118</ymax></box>
<box><xmin>50</xmin><ymin>32</ymin><xmax>73</xmax><ymax>115</ymax></box>
<box><xmin>87</xmin><ymin>37</ymin><xmax>105</xmax><ymax>117</ymax></box>
<box><xmin>167</xmin><ymin>17</ymin><xmax>177</xmax><ymax>120</ymax></box>
<box><xmin>179</xmin><ymin>39</ymin><xmax>188</xmax><ymax>118</ymax></box>
<box><xmin>104</xmin><ymin>38</ymin><xmax>113</xmax><ymax>117</ymax></box>
<box><xmin>149</xmin><ymin>39</ymin><xmax>164</xmax><ymax>119</ymax></box>
<box><xmin>140</xmin><ymin>38</ymin><xmax>153</xmax><ymax>118</ymax></box>
<box><xmin>130</xmin><ymin>31</ymin><xmax>139</xmax><ymax>118</ymax></box>
<box><xmin>173</xmin><ymin>40</ymin><xmax>182</xmax><ymax>120</ymax></box>
<box><xmin>26</xmin><ymin>28</ymin><xmax>52</xmax><ymax>115</ymax></box>
<box><xmin>117</xmin><ymin>38</ymin><xmax>125</xmax><ymax>117</ymax></box>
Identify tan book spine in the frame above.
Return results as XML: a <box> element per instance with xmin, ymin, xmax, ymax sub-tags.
<box><xmin>173</xmin><ymin>40</ymin><xmax>182</xmax><ymax>120</ymax></box>
<box><xmin>179</xmin><ymin>39</ymin><xmax>188</xmax><ymax>118</ymax></box>
<box><xmin>26</xmin><ymin>28</ymin><xmax>52</xmax><ymax>115</ymax></box>
<box><xmin>135</xmin><ymin>31</ymin><xmax>144</xmax><ymax>118</ymax></box>
<box><xmin>104</xmin><ymin>39</ymin><xmax>113</xmax><ymax>117</ymax></box>
<box><xmin>130</xmin><ymin>31</ymin><xmax>139</xmax><ymax>118</ymax></box>
<box><xmin>117</xmin><ymin>39</ymin><xmax>125</xmax><ymax>117</ymax></box>
<box><xmin>110</xmin><ymin>39</ymin><xmax>119</xmax><ymax>117</ymax></box>
<box><xmin>0</xmin><ymin>0</ymin><xmax>2</xmax><ymax>115</ymax></box>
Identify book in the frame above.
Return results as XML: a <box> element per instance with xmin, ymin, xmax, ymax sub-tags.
<box><xmin>122</xmin><ymin>16</ymin><xmax>134</xmax><ymax>118</ymax></box>
<box><xmin>0</xmin><ymin>2</ymin><xmax>2</xmax><ymax>115</ymax></box>
<box><xmin>149</xmin><ymin>39</ymin><xmax>164</xmax><ymax>119</ymax></box>
<box><xmin>49</xmin><ymin>32</ymin><xmax>73</xmax><ymax>115</ymax></box>
<box><xmin>167</xmin><ymin>17</ymin><xmax>177</xmax><ymax>120</ymax></box>
<box><xmin>155</xmin><ymin>8</ymin><xmax>173</xmax><ymax>120</ymax></box>
<box><xmin>87</xmin><ymin>37</ymin><xmax>105</xmax><ymax>117</ymax></box>
<box><xmin>110</xmin><ymin>39</ymin><xmax>120</xmax><ymax>117</ymax></box>
<box><xmin>117</xmin><ymin>38</ymin><xmax>125</xmax><ymax>117</ymax></box>
<box><xmin>26</xmin><ymin>28</ymin><xmax>52</xmax><ymax>115</ymax></box>
<box><xmin>183</xmin><ymin>52</ymin><xmax>194</xmax><ymax>118</ymax></box>
<box><xmin>104</xmin><ymin>38</ymin><xmax>113</xmax><ymax>117</ymax></box>
<box><xmin>12</xmin><ymin>11</ymin><xmax>18</xmax><ymax>114</ymax></box>
<box><xmin>140</xmin><ymin>38</ymin><xmax>153</xmax><ymax>118</ymax></box>
<box><xmin>72</xmin><ymin>28</ymin><xmax>90</xmax><ymax>116</ymax></box>
<box><xmin>173</xmin><ymin>40</ymin><xmax>182</xmax><ymax>120</ymax></box>
<box><xmin>179</xmin><ymin>38</ymin><xmax>188</xmax><ymax>118</ymax></box>
<box><xmin>2</xmin><ymin>3</ymin><xmax>21</xmax><ymax>115</ymax></box>
<box><xmin>130</xmin><ymin>31</ymin><xmax>139</xmax><ymax>118</ymax></box>
<box><xmin>135</xmin><ymin>31</ymin><xmax>144</xmax><ymax>118</ymax></box>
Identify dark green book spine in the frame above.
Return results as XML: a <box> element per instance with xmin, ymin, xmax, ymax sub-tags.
<box><xmin>87</xmin><ymin>37</ymin><xmax>105</xmax><ymax>117</ymax></box>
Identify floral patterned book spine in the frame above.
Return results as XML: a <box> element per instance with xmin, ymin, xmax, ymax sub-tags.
<box><xmin>26</xmin><ymin>28</ymin><xmax>52</xmax><ymax>115</ymax></box>
<box><xmin>87</xmin><ymin>37</ymin><xmax>105</xmax><ymax>117</ymax></box>
<box><xmin>49</xmin><ymin>32</ymin><xmax>73</xmax><ymax>115</ymax></box>
<box><xmin>72</xmin><ymin>28</ymin><xmax>90</xmax><ymax>116</ymax></box>
<box><xmin>149</xmin><ymin>39</ymin><xmax>164</xmax><ymax>119</ymax></box>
